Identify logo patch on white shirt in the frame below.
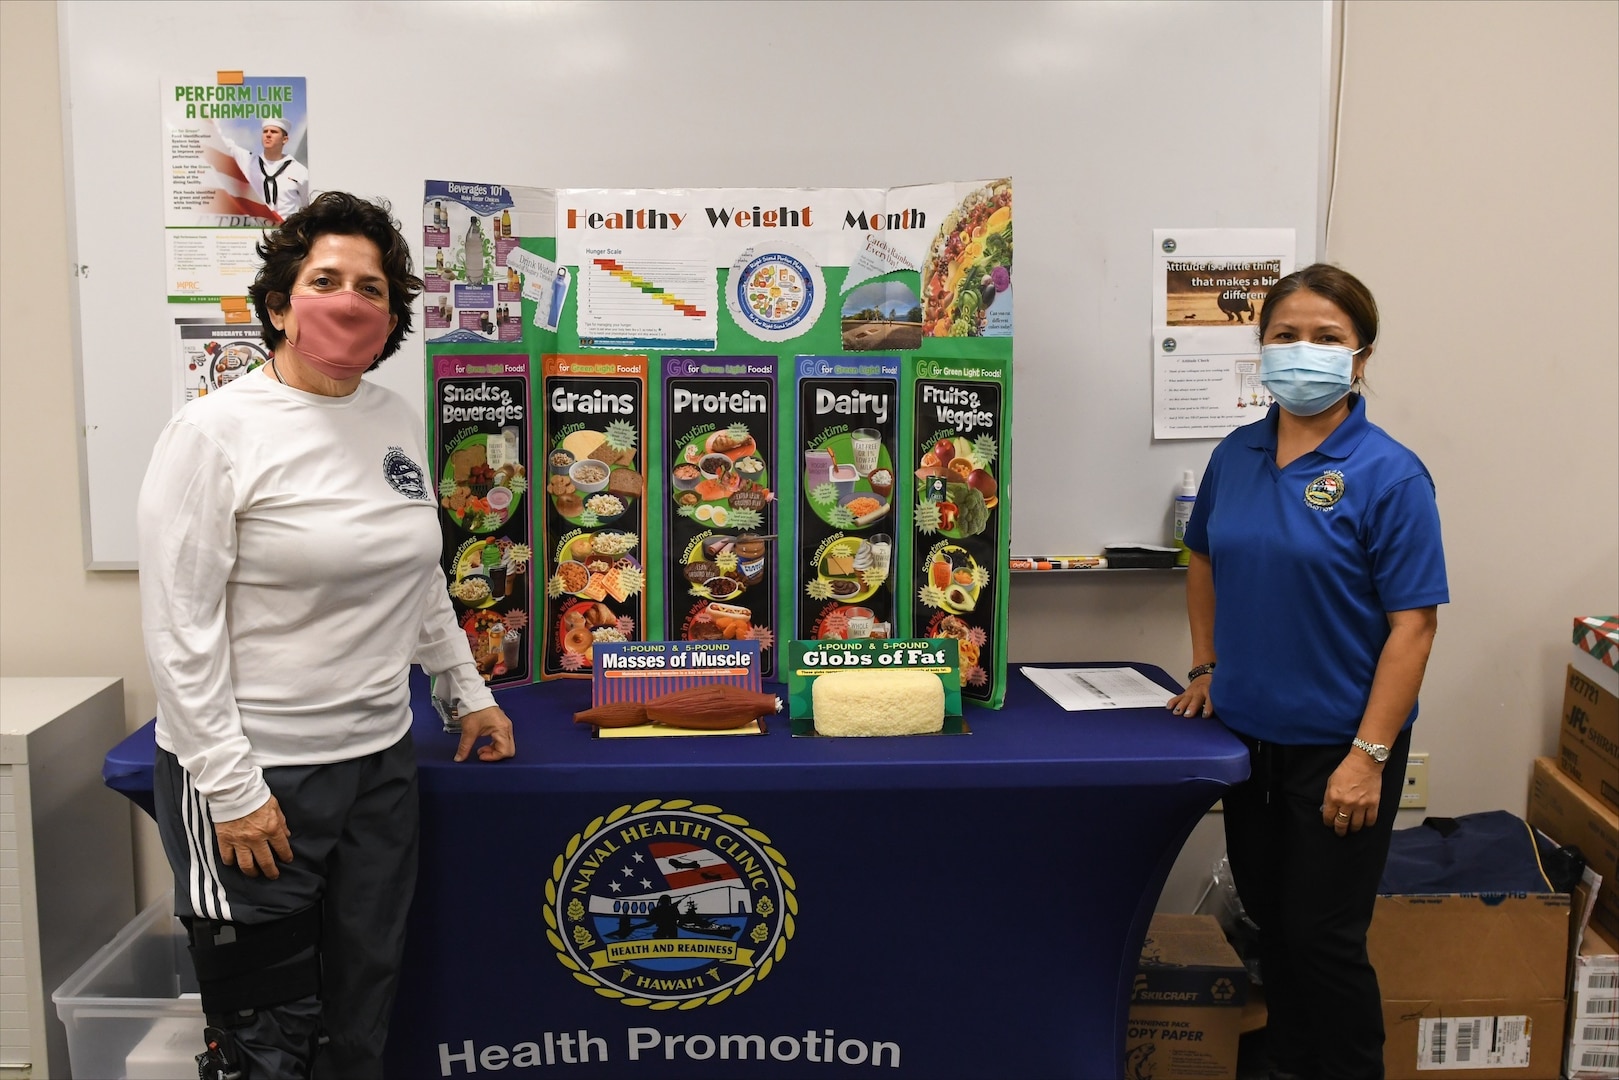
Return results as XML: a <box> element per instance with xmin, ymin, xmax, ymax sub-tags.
<box><xmin>384</xmin><ymin>447</ymin><xmax>429</xmax><ymax>501</ymax></box>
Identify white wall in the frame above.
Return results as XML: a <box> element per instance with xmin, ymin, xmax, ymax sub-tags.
<box><xmin>3</xmin><ymin>0</ymin><xmax>1616</xmax><ymax>912</ymax></box>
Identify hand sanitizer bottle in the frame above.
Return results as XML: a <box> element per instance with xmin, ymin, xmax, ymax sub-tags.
<box><xmin>1173</xmin><ymin>470</ymin><xmax>1197</xmax><ymax>567</ymax></box>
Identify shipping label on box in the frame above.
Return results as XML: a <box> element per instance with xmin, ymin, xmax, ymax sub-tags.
<box><xmin>1570</xmin><ymin>1019</ymin><xmax>1619</xmax><ymax>1043</ymax></box>
<box><xmin>1416</xmin><ymin>1013</ymin><xmax>1531</xmax><ymax>1070</ymax></box>
<box><xmin>1384</xmin><ymin>999</ymin><xmax>1565</xmax><ymax>1080</ymax></box>
<box><xmin>1565</xmin><ymin>1039</ymin><xmax>1619</xmax><ymax>1080</ymax></box>
<box><xmin>1563</xmin><ymin>662</ymin><xmax>1619</xmax><ymax>812</ymax></box>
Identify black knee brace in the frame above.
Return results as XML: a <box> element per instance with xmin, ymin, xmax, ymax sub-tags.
<box><xmin>185</xmin><ymin>904</ymin><xmax>322</xmax><ymax>1018</ymax></box>
<box><xmin>196</xmin><ymin>1025</ymin><xmax>245</xmax><ymax>1080</ymax></box>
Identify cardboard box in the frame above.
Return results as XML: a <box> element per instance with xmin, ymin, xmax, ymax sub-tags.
<box><xmin>1575</xmin><ymin>617</ymin><xmax>1619</xmax><ymax>678</ymax></box>
<box><xmin>1127</xmin><ymin>914</ymin><xmax>1247</xmax><ymax>1080</ymax></box>
<box><xmin>1529</xmin><ymin>757</ymin><xmax>1619</xmax><ymax>943</ymax></box>
<box><xmin>1566</xmin><ymin>1039</ymin><xmax>1619</xmax><ymax>1080</ymax></box>
<box><xmin>1568</xmin><ymin>927</ymin><xmax>1619</xmax><ymax>1079</ymax></box>
<box><xmin>1573</xmin><ymin>926</ymin><xmax>1619</xmax><ymax>1020</ymax></box>
<box><xmin>1562</xmin><ymin>652</ymin><xmax>1619</xmax><ymax>814</ymax></box>
<box><xmin>1370</xmin><ymin>892</ymin><xmax>1570</xmax><ymax>1079</ymax></box>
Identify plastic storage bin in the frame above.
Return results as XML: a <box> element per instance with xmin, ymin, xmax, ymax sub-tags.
<box><xmin>52</xmin><ymin>896</ymin><xmax>204</xmax><ymax>1080</ymax></box>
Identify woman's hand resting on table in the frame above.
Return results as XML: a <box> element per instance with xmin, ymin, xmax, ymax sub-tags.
<box><xmin>1167</xmin><ymin>674</ymin><xmax>1214</xmax><ymax>718</ymax></box>
<box><xmin>455</xmin><ymin>704</ymin><xmax>516</xmax><ymax>763</ymax></box>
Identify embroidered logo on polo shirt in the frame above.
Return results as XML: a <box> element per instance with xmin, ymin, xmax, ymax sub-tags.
<box><xmin>1304</xmin><ymin>470</ymin><xmax>1345</xmax><ymax>511</ymax></box>
<box><xmin>383</xmin><ymin>447</ymin><xmax>430</xmax><ymax>501</ymax></box>
<box><xmin>547</xmin><ymin>800</ymin><xmax>793</xmax><ymax>1009</ymax></box>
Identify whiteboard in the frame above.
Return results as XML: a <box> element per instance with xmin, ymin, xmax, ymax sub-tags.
<box><xmin>59</xmin><ymin>0</ymin><xmax>1330</xmax><ymax>568</ymax></box>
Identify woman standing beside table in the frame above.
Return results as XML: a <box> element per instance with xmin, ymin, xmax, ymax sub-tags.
<box><xmin>1167</xmin><ymin>264</ymin><xmax>1448</xmax><ymax>1080</ymax></box>
<box><xmin>139</xmin><ymin>192</ymin><xmax>515</xmax><ymax>1079</ymax></box>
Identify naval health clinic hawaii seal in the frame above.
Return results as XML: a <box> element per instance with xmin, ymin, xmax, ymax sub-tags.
<box><xmin>547</xmin><ymin>800</ymin><xmax>795</xmax><ymax>1007</ymax></box>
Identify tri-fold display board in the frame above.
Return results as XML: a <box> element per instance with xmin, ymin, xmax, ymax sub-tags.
<box><xmin>425</xmin><ymin>184</ymin><xmax>1014</xmax><ymax>705</ymax></box>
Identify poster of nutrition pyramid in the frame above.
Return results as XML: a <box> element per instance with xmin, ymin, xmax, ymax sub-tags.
<box><xmin>426</xmin><ymin>179</ymin><xmax>1014</xmax><ymax>705</ymax></box>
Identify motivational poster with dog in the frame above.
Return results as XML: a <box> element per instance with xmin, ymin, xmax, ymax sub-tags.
<box><xmin>1151</xmin><ymin>227</ymin><xmax>1296</xmax><ymax>440</ymax></box>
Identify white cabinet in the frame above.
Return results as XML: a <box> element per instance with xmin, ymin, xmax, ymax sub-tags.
<box><xmin>0</xmin><ymin>678</ymin><xmax>136</xmax><ymax>1079</ymax></box>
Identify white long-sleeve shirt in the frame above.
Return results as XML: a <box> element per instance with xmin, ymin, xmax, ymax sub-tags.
<box><xmin>138</xmin><ymin>371</ymin><xmax>495</xmax><ymax>820</ymax></box>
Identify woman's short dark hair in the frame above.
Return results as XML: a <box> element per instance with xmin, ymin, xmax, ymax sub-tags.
<box><xmin>1258</xmin><ymin>263</ymin><xmax>1379</xmax><ymax>350</ymax></box>
<box><xmin>249</xmin><ymin>192</ymin><xmax>422</xmax><ymax>368</ymax></box>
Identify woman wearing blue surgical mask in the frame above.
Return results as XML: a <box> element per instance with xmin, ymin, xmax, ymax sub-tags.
<box><xmin>1167</xmin><ymin>264</ymin><xmax>1448</xmax><ymax>1080</ymax></box>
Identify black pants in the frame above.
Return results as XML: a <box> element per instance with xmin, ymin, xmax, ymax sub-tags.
<box><xmin>1223</xmin><ymin>728</ymin><xmax>1411</xmax><ymax>1080</ymax></box>
<box><xmin>155</xmin><ymin>733</ymin><xmax>419</xmax><ymax>1079</ymax></box>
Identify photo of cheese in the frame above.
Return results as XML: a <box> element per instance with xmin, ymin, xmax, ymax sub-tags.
<box><xmin>812</xmin><ymin>669</ymin><xmax>945</xmax><ymax>737</ymax></box>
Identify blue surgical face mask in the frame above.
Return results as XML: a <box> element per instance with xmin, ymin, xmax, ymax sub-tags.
<box><xmin>1260</xmin><ymin>341</ymin><xmax>1364</xmax><ymax>416</ymax></box>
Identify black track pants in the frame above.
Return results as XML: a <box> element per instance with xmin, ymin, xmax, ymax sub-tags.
<box><xmin>1222</xmin><ymin>729</ymin><xmax>1411</xmax><ymax>1080</ymax></box>
<box><xmin>155</xmin><ymin>732</ymin><xmax>419</xmax><ymax>1079</ymax></box>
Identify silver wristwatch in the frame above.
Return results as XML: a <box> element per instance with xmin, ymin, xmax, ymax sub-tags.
<box><xmin>1352</xmin><ymin>737</ymin><xmax>1390</xmax><ymax>763</ymax></box>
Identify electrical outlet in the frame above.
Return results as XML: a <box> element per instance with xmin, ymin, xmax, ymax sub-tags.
<box><xmin>1402</xmin><ymin>752</ymin><xmax>1429</xmax><ymax>809</ymax></box>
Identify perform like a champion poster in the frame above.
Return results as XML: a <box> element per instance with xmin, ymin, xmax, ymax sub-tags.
<box><xmin>162</xmin><ymin>74</ymin><xmax>309</xmax><ymax>303</ymax></box>
<box><xmin>425</xmin><ymin>179</ymin><xmax>1014</xmax><ymax>703</ymax></box>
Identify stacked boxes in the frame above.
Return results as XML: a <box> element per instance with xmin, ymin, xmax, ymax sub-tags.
<box><xmin>1567</xmin><ymin>927</ymin><xmax>1619</xmax><ymax>1079</ymax></box>
<box><xmin>1126</xmin><ymin>914</ymin><xmax>1247</xmax><ymax>1080</ymax></box>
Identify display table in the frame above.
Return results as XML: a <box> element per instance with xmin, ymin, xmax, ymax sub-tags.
<box><xmin>104</xmin><ymin>662</ymin><xmax>1247</xmax><ymax>1079</ymax></box>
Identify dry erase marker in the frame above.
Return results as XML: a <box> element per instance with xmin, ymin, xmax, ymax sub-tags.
<box><xmin>1012</xmin><ymin>556</ymin><xmax>1107</xmax><ymax>570</ymax></box>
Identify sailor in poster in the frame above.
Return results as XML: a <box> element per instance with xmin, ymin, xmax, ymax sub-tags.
<box><xmin>223</xmin><ymin>117</ymin><xmax>310</xmax><ymax>222</ymax></box>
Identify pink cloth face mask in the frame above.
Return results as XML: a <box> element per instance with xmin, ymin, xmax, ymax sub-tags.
<box><xmin>285</xmin><ymin>292</ymin><xmax>392</xmax><ymax>379</ymax></box>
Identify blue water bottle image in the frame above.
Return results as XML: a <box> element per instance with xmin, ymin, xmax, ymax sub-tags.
<box><xmin>1173</xmin><ymin>470</ymin><xmax>1197</xmax><ymax>567</ymax></box>
<box><xmin>546</xmin><ymin>267</ymin><xmax>570</xmax><ymax>330</ymax></box>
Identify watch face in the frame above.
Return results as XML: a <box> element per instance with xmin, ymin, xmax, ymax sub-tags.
<box><xmin>1357</xmin><ymin>739</ymin><xmax>1390</xmax><ymax>762</ymax></box>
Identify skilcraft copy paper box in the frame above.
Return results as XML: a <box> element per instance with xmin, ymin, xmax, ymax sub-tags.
<box><xmin>1125</xmin><ymin>914</ymin><xmax>1247</xmax><ymax>1080</ymax></box>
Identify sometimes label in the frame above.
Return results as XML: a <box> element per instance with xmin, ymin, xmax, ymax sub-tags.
<box><xmin>1416</xmin><ymin>1015</ymin><xmax>1532</xmax><ymax>1070</ymax></box>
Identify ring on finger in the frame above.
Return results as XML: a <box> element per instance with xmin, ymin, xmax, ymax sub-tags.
<box><xmin>1335</xmin><ymin>811</ymin><xmax>1350</xmax><ymax>820</ymax></box>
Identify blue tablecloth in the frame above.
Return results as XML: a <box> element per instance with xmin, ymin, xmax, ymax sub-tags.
<box><xmin>104</xmin><ymin>662</ymin><xmax>1246</xmax><ymax>1079</ymax></box>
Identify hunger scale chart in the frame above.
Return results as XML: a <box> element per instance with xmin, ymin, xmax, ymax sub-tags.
<box><xmin>576</xmin><ymin>252</ymin><xmax>719</xmax><ymax>351</ymax></box>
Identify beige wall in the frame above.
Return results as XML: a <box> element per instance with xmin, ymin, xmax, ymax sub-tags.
<box><xmin>3</xmin><ymin>1</ymin><xmax>1616</xmax><ymax>911</ymax></box>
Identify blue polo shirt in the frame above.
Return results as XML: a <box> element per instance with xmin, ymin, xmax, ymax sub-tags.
<box><xmin>1183</xmin><ymin>396</ymin><xmax>1448</xmax><ymax>744</ymax></box>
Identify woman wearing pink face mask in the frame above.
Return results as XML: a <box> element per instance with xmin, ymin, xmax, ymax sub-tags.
<box><xmin>137</xmin><ymin>192</ymin><xmax>514</xmax><ymax>1079</ymax></box>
